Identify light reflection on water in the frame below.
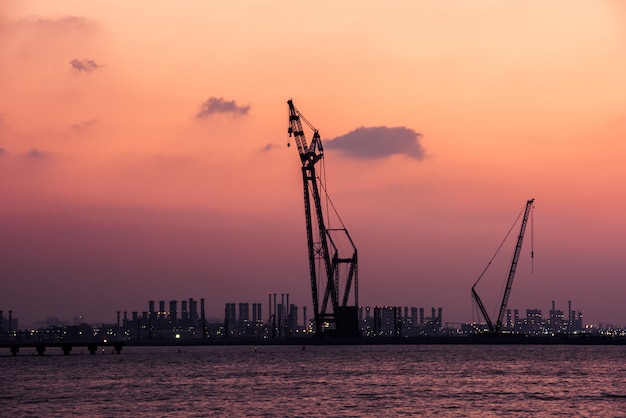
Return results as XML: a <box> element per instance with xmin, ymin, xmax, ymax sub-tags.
<box><xmin>2</xmin><ymin>345</ymin><xmax>625</xmax><ymax>417</ymax></box>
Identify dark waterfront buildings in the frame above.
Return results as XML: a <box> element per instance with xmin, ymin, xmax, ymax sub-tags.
<box><xmin>4</xmin><ymin>298</ymin><xmax>626</xmax><ymax>349</ymax></box>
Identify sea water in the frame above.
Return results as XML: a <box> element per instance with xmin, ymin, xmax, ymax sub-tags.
<box><xmin>1</xmin><ymin>344</ymin><xmax>625</xmax><ymax>417</ymax></box>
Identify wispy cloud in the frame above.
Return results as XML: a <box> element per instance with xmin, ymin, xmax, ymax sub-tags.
<box><xmin>70</xmin><ymin>118</ymin><xmax>98</xmax><ymax>131</ymax></box>
<box><xmin>325</xmin><ymin>126</ymin><xmax>425</xmax><ymax>160</ymax></box>
<box><xmin>69</xmin><ymin>58</ymin><xmax>101</xmax><ymax>73</ymax></box>
<box><xmin>195</xmin><ymin>97</ymin><xmax>250</xmax><ymax>119</ymax></box>
<box><xmin>260</xmin><ymin>143</ymin><xmax>281</xmax><ymax>153</ymax></box>
<box><xmin>25</xmin><ymin>148</ymin><xmax>49</xmax><ymax>159</ymax></box>
<box><xmin>16</xmin><ymin>15</ymin><xmax>95</xmax><ymax>32</ymax></box>
<box><xmin>0</xmin><ymin>116</ymin><xmax>7</xmax><ymax>157</ymax></box>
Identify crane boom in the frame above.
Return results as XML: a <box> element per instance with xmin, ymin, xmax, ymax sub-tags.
<box><xmin>472</xmin><ymin>198</ymin><xmax>535</xmax><ymax>334</ymax></box>
<box><xmin>287</xmin><ymin>100</ymin><xmax>359</xmax><ymax>336</ymax></box>
<box><xmin>495</xmin><ymin>198</ymin><xmax>535</xmax><ymax>333</ymax></box>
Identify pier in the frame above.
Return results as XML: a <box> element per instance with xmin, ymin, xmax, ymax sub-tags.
<box><xmin>1</xmin><ymin>340</ymin><xmax>124</xmax><ymax>356</ymax></box>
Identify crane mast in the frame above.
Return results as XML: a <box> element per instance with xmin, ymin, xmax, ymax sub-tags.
<box><xmin>287</xmin><ymin>100</ymin><xmax>359</xmax><ymax>336</ymax></box>
<box><xmin>472</xmin><ymin>198</ymin><xmax>535</xmax><ymax>334</ymax></box>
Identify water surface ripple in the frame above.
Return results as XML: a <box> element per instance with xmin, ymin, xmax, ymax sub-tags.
<box><xmin>2</xmin><ymin>345</ymin><xmax>625</xmax><ymax>417</ymax></box>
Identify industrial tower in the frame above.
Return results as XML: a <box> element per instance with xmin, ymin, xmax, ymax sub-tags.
<box><xmin>472</xmin><ymin>198</ymin><xmax>535</xmax><ymax>334</ymax></box>
<box><xmin>287</xmin><ymin>100</ymin><xmax>359</xmax><ymax>337</ymax></box>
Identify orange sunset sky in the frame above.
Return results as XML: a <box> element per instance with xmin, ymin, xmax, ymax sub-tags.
<box><xmin>1</xmin><ymin>1</ymin><xmax>625</xmax><ymax>327</ymax></box>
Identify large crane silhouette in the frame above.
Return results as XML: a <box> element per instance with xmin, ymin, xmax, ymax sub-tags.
<box><xmin>472</xmin><ymin>199</ymin><xmax>535</xmax><ymax>334</ymax></box>
<box><xmin>287</xmin><ymin>99</ymin><xmax>359</xmax><ymax>336</ymax></box>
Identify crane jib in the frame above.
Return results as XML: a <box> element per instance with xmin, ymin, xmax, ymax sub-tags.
<box><xmin>473</xmin><ymin>198</ymin><xmax>535</xmax><ymax>335</ymax></box>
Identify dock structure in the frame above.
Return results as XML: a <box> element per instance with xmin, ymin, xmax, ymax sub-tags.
<box><xmin>0</xmin><ymin>340</ymin><xmax>124</xmax><ymax>356</ymax></box>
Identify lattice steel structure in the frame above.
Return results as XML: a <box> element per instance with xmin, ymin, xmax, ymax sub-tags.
<box><xmin>288</xmin><ymin>99</ymin><xmax>359</xmax><ymax>336</ymax></box>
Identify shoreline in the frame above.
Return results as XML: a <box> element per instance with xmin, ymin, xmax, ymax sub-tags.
<box><xmin>123</xmin><ymin>334</ymin><xmax>626</xmax><ymax>347</ymax></box>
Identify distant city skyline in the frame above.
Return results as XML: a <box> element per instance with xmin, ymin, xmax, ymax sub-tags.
<box><xmin>0</xmin><ymin>296</ymin><xmax>598</xmax><ymax>331</ymax></box>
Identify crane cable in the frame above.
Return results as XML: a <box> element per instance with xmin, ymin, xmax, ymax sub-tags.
<box><xmin>472</xmin><ymin>205</ymin><xmax>526</xmax><ymax>288</ymax></box>
<box><xmin>292</xmin><ymin>103</ymin><xmax>317</xmax><ymax>132</ymax></box>
<box><xmin>471</xmin><ymin>206</ymin><xmax>525</xmax><ymax>325</ymax></box>
<box><xmin>321</xmin><ymin>157</ymin><xmax>330</xmax><ymax>229</ymax></box>
<box><xmin>318</xmin><ymin>162</ymin><xmax>350</xmax><ymax>232</ymax></box>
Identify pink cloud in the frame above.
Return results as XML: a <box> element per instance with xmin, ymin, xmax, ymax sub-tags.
<box><xmin>326</xmin><ymin>126</ymin><xmax>426</xmax><ymax>160</ymax></box>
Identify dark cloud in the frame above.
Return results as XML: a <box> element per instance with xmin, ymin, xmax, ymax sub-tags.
<box><xmin>69</xmin><ymin>58</ymin><xmax>101</xmax><ymax>73</ymax></box>
<box><xmin>195</xmin><ymin>97</ymin><xmax>250</xmax><ymax>119</ymax></box>
<box><xmin>325</xmin><ymin>126</ymin><xmax>425</xmax><ymax>160</ymax></box>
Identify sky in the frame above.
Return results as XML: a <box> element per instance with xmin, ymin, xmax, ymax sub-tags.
<box><xmin>1</xmin><ymin>1</ymin><xmax>625</xmax><ymax>328</ymax></box>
